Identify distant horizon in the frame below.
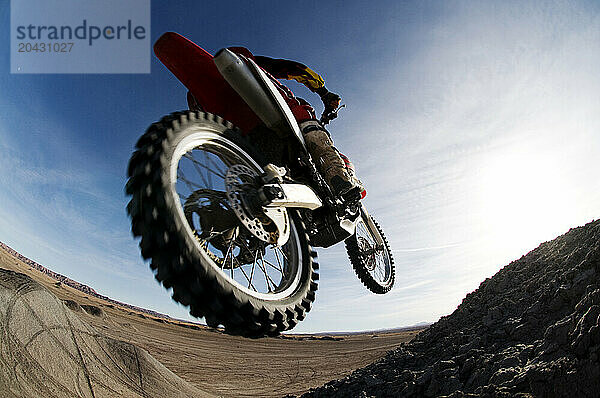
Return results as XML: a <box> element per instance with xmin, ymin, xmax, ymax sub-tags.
<box><xmin>0</xmin><ymin>238</ymin><xmax>434</xmax><ymax>333</ymax></box>
<box><xmin>2</xmin><ymin>215</ymin><xmax>596</xmax><ymax>334</ymax></box>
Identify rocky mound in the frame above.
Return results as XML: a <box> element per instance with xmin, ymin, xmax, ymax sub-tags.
<box><xmin>0</xmin><ymin>269</ymin><xmax>211</xmax><ymax>398</ymax></box>
<box><xmin>62</xmin><ymin>299</ymin><xmax>83</xmax><ymax>313</ymax></box>
<box><xmin>80</xmin><ymin>304</ymin><xmax>105</xmax><ymax>318</ymax></box>
<box><xmin>304</xmin><ymin>220</ymin><xmax>600</xmax><ymax>397</ymax></box>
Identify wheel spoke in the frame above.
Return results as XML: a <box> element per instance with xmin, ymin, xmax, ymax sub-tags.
<box><xmin>274</xmin><ymin>248</ymin><xmax>284</xmax><ymax>274</ymax></box>
<box><xmin>376</xmin><ymin>261</ymin><xmax>384</xmax><ymax>281</ymax></box>
<box><xmin>373</xmin><ymin>250</ymin><xmax>389</xmax><ymax>282</ymax></box>
<box><xmin>248</xmin><ymin>251</ymin><xmax>258</xmax><ymax>290</ymax></box>
<box><xmin>238</xmin><ymin>264</ymin><xmax>257</xmax><ymax>292</ymax></box>
<box><xmin>222</xmin><ymin>238</ymin><xmax>234</xmax><ymax>270</ymax></box>
<box><xmin>276</xmin><ymin>247</ymin><xmax>289</xmax><ymax>262</ymax></box>
<box><xmin>263</xmin><ymin>258</ymin><xmax>284</xmax><ymax>276</ymax></box>
<box><xmin>203</xmin><ymin>151</ymin><xmax>213</xmax><ymax>189</ymax></box>
<box><xmin>357</xmin><ymin>223</ymin><xmax>368</xmax><ymax>240</ymax></box>
<box><xmin>204</xmin><ymin>229</ymin><xmax>229</xmax><ymax>242</ymax></box>
<box><xmin>186</xmin><ymin>153</ymin><xmax>211</xmax><ymax>188</ymax></box>
<box><xmin>379</xmin><ymin>262</ymin><xmax>387</xmax><ymax>281</ymax></box>
<box><xmin>178</xmin><ymin>169</ymin><xmax>204</xmax><ymax>193</ymax></box>
<box><xmin>358</xmin><ymin>222</ymin><xmax>376</xmax><ymax>246</ymax></box>
<box><xmin>364</xmin><ymin>223</ymin><xmax>377</xmax><ymax>245</ymax></box>
<box><xmin>258</xmin><ymin>251</ymin><xmax>276</xmax><ymax>292</ymax></box>
<box><xmin>183</xmin><ymin>152</ymin><xmax>226</xmax><ymax>179</ymax></box>
<box><xmin>206</xmin><ymin>152</ymin><xmax>227</xmax><ymax>176</ymax></box>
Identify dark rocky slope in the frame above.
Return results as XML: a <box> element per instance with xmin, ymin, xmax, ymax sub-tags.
<box><xmin>303</xmin><ymin>220</ymin><xmax>600</xmax><ymax>397</ymax></box>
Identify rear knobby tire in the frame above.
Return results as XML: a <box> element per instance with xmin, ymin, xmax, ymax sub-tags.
<box><xmin>345</xmin><ymin>212</ymin><xmax>394</xmax><ymax>294</ymax></box>
<box><xmin>126</xmin><ymin>111</ymin><xmax>319</xmax><ymax>337</ymax></box>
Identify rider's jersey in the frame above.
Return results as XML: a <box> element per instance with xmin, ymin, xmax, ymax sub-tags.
<box><xmin>227</xmin><ymin>47</ymin><xmax>326</xmax><ymax>93</ymax></box>
<box><xmin>254</xmin><ymin>56</ymin><xmax>326</xmax><ymax>93</ymax></box>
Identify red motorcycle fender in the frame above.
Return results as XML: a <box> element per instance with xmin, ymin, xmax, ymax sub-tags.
<box><xmin>153</xmin><ymin>32</ymin><xmax>262</xmax><ymax>133</ymax></box>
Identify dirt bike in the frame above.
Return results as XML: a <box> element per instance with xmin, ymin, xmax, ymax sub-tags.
<box><xmin>126</xmin><ymin>33</ymin><xmax>394</xmax><ymax>337</ymax></box>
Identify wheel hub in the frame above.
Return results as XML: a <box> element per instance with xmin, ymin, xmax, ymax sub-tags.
<box><xmin>358</xmin><ymin>237</ymin><xmax>377</xmax><ymax>271</ymax></box>
<box><xmin>225</xmin><ymin>164</ymin><xmax>290</xmax><ymax>246</ymax></box>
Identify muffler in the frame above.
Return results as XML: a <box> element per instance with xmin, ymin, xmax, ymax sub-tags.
<box><xmin>213</xmin><ymin>49</ymin><xmax>305</xmax><ymax>148</ymax></box>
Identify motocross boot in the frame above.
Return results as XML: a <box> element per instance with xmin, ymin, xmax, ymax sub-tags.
<box><xmin>300</xmin><ymin>120</ymin><xmax>363</xmax><ymax>200</ymax></box>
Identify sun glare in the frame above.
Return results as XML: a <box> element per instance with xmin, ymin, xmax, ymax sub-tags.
<box><xmin>478</xmin><ymin>148</ymin><xmax>575</xmax><ymax>260</ymax></box>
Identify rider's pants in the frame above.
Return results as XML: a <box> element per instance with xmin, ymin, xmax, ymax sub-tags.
<box><xmin>266</xmin><ymin>84</ymin><xmax>355</xmax><ymax>194</ymax></box>
<box><xmin>298</xmin><ymin>120</ymin><xmax>352</xmax><ymax>191</ymax></box>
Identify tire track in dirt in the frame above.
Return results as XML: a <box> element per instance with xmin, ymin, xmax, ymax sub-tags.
<box><xmin>0</xmin><ymin>269</ymin><xmax>211</xmax><ymax>398</ymax></box>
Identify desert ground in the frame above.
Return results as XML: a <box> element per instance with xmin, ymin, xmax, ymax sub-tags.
<box><xmin>3</xmin><ymin>220</ymin><xmax>598</xmax><ymax>397</ymax></box>
<box><xmin>0</xmin><ymin>245</ymin><xmax>420</xmax><ymax>397</ymax></box>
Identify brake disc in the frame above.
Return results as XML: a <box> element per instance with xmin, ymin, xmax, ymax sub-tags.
<box><xmin>225</xmin><ymin>164</ymin><xmax>290</xmax><ymax>246</ymax></box>
<box><xmin>358</xmin><ymin>237</ymin><xmax>377</xmax><ymax>271</ymax></box>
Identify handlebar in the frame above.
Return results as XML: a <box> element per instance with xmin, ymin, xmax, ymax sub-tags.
<box><xmin>320</xmin><ymin>104</ymin><xmax>346</xmax><ymax>125</ymax></box>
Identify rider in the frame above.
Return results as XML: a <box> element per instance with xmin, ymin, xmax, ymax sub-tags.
<box><xmin>188</xmin><ymin>47</ymin><xmax>364</xmax><ymax>200</ymax></box>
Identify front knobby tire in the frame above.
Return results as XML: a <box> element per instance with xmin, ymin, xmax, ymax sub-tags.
<box><xmin>126</xmin><ymin>111</ymin><xmax>319</xmax><ymax>337</ymax></box>
<box><xmin>345</xmin><ymin>212</ymin><xmax>395</xmax><ymax>294</ymax></box>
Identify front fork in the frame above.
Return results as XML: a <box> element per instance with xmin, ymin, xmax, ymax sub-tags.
<box><xmin>247</xmin><ymin>163</ymin><xmax>363</xmax><ymax>248</ymax></box>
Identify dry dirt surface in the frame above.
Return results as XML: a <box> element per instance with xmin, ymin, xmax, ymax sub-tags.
<box><xmin>0</xmin><ymin>246</ymin><xmax>420</xmax><ymax>397</ymax></box>
<box><xmin>0</xmin><ymin>268</ymin><xmax>209</xmax><ymax>398</ymax></box>
<box><xmin>303</xmin><ymin>219</ymin><xmax>600</xmax><ymax>397</ymax></box>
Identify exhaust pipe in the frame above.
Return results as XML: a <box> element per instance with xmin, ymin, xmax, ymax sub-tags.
<box><xmin>213</xmin><ymin>49</ymin><xmax>305</xmax><ymax>148</ymax></box>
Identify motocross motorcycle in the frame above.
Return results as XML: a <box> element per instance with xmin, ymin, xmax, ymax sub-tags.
<box><xmin>126</xmin><ymin>33</ymin><xmax>394</xmax><ymax>337</ymax></box>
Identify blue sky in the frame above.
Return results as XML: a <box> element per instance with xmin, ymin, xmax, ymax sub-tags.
<box><xmin>1</xmin><ymin>0</ymin><xmax>599</xmax><ymax>333</ymax></box>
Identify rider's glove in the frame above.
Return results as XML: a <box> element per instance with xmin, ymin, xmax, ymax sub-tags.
<box><xmin>316</xmin><ymin>87</ymin><xmax>341</xmax><ymax>114</ymax></box>
<box><xmin>322</xmin><ymin>92</ymin><xmax>341</xmax><ymax>113</ymax></box>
